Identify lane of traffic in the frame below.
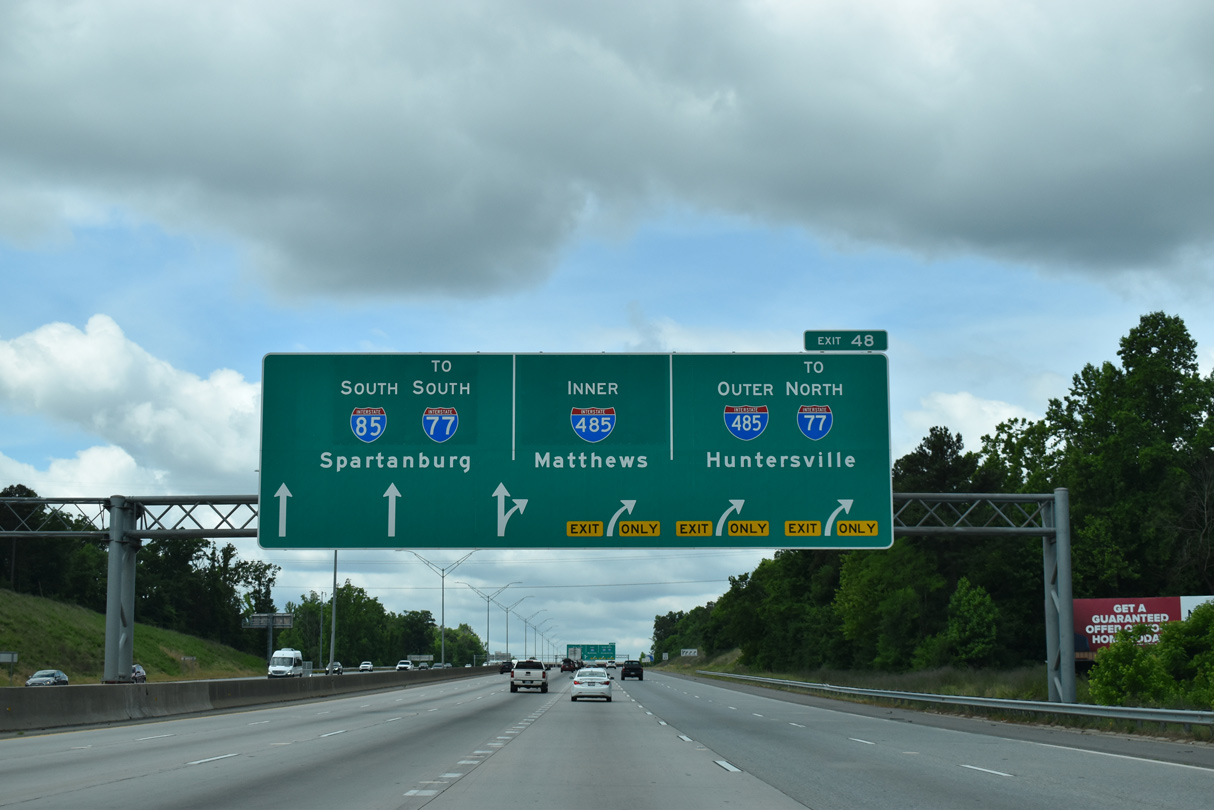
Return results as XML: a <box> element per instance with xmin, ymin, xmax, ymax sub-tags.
<box><xmin>630</xmin><ymin>672</ymin><xmax>1213</xmax><ymax>810</ymax></box>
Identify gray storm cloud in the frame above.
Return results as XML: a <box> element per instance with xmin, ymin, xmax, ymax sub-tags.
<box><xmin>1</xmin><ymin>0</ymin><xmax>1212</xmax><ymax>298</ymax></box>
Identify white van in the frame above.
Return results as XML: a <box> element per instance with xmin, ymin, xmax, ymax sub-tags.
<box><xmin>267</xmin><ymin>648</ymin><xmax>304</xmax><ymax>678</ymax></box>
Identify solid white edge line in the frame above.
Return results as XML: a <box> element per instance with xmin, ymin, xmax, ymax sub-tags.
<box><xmin>187</xmin><ymin>753</ymin><xmax>239</xmax><ymax>766</ymax></box>
<box><xmin>960</xmin><ymin>764</ymin><xmax>1012</xmax><ymax>777</ymax></box>
<box><xmin>716</xmin><ymin>760</ymin><xmax>742</xmax><ymax>772</ymax></box>
<box><xmin>1027</xmin><ymin>741</ymin><xmax>1214</xmax><ymax>772</ymax></box>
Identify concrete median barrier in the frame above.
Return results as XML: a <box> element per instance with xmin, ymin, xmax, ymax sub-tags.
<box><xmin>2</xmin><ymin>665</ymin><xmax>495</xmax><ymax>732</ymax></box>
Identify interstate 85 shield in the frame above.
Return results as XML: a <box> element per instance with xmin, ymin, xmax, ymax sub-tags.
<box><xmin>350</xmin><ymin>407</ymin><xmax>386</xmax><ymax>443</ymax></box>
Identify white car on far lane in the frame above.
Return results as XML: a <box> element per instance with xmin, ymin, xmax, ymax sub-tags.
<box><xmin>570</xmin><ymin>668</ymin><xmax>612</xmax><ymax>702</ymax></box>
<box><xmin>359</xmin><ymin>661</ymin><xmax>374</xmax><ymax>672</ymax></box>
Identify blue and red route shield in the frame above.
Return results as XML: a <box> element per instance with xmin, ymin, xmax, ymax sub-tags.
<box><xmin>724</xmin><ymin>405</ymin><xmax>768</xmax><ymax>440</ymax></box>
<box><xmin>351</xmin><ymin>407</ymin><xmax>387</xmax><ymax>443</ymax></box>
<box><xmin>798</xmin><ymin>405</ymin><xmax>832</xmax><ymax>440</ymax></box>
<box><xmin>422</xmin><ymin>407</ymin><xmax>459</xmax><ymax>443</ymax></box>
<box><xmin>571</xmin><ymin>407</ymin><xmax>616</xmax><ymax>443</ymax></box>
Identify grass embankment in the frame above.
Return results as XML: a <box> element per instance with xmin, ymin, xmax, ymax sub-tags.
<box><xmin>655</xmin><ymin>649</ymin><xmax>1085</xmax><ymax>703</ymax></box>
<box><xmin>0</xmin><ymin>589</ymin><xmax>265</xmax><ymax>686</ymax></box>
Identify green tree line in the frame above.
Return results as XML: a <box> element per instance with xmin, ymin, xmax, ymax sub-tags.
<box><xmin>274</xmin><ymin>581</ymin><xmax>487</xmax><ymax>668</ymax></box>
<box><xmin>654</xmin><ymin>313</ymin><xmax>1214</xmax><ymax>703</ymax></box>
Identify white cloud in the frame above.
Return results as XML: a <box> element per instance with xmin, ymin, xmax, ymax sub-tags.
<box><xmin>901</xmin><ymin>390</ymin><xmax>1038</xmax><ymax>456</ymax></box>
<box><xmin>1</xmin><ymin>1</ymin><xmax>1212</xmax><ymax>299</ymax></box>
<box><xmin>0</xmin><ymin>315</ymin><xmax>259</xmax><ymax>493</ymax></box>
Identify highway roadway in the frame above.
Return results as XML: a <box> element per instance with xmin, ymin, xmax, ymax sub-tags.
<box><xmin>2</xmin><ymin>670</ymin><xmax>1211</xmax><ymax>809</ymax></box>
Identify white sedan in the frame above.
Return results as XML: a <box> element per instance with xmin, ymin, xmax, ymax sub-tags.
<box><xmin>570</xmin><ymin>668</ymin><xmax>612</xmax><ymax>702</ymax></box>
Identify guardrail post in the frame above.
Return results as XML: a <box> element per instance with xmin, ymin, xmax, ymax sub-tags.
<box><xmin>103</xmin><ymin>496</ymin><xmax>139</xmax><ymax>683</ymax></box>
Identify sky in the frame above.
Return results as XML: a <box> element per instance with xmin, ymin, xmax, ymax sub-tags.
<box><xmin>2</xmin><ymin>1</ymin><xmax>1214</xmax><ymax>662</ymax></box>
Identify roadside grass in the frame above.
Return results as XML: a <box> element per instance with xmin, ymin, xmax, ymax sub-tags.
<box><xmin>0</xmin><ymin>589</ymin><xmax>265</xmax><ymax>685</ymax></box>
<box><xmin>651</xmin><ymin>650</ymin><xmax>1212</xmax><ymax>742</ymax></box>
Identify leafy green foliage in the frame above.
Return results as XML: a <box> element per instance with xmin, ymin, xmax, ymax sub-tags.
<box><xmin>944</xmin><ymin>577</ymin><xmax>998</xmax><ymax>667</ymax></box>
<box><xmin>1089</xmin><ymin>625</ymin><xmax>1173</xmax><ymax>706</ymax></box>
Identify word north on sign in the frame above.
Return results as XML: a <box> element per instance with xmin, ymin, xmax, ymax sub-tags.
<box><xmin>259</xmin><ymin>352</ymin><xmax>891</xmax><ymax>550</ymax></box>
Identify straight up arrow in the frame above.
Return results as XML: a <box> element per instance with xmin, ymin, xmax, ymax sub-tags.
<box><xmin>384</xmin><ymin>483</ymin><xmax>401</xmax><ymax>538</ymax></box>
<box><xmin>275</xmin><ymin>484</ymin><xmax>292</xmax><ymax>537</ymax></box>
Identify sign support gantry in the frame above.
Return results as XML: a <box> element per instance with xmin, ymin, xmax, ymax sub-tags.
<box><xmin>1</xmin><ymin>490</ymin><xmax>1073</xmax><ymax>702</ymax></box>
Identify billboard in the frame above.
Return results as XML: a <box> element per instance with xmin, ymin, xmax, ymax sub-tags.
<box><xmin>1073</xmin><ymin>595</ymin><xmax>1214</xmax><ymax>651</ymax></box>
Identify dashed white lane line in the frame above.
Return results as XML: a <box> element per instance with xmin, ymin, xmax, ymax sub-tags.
<box><xmin>320</xmin><ymin>730</ymin><xmax>346</xmax><ymax>738</ymax></box>
<box><xmin>187</xmin><ymin>753</ymin><xmax>239</xmax><ymax>766</ymax></box>
<box><xmin>789</xmin><ymin>723</ymin><xmax>805</xmax><ymax>728</ymax></box>
<box><xmin>716</xmin><ymin>760</ymin><xmax>742</xmax><ymax>772</ymax></box>
<box><xmin>960</xmin><ymin>764</ymin><xmax>1012</xmax><ymax>777</ymax></box>
<box><xmin>136</xmin><ymin>734</ymin><xmax>173</xmax><ymax>741</ymax></box>
<box><xmin>850</xmin><ymin>738</ymin><xmax>875</xmax><ymax>745</ymax></box>
<box><xmin>1028</xmin><ymin>741</ymin><xmax>1214</xmax><ymax>772</ymax></box>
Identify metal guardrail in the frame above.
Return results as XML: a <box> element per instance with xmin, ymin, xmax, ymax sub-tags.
<box><xmin>696</xmin><ymin>671</ymin><xmax>1214</xmax><ymax>728</ymax></box>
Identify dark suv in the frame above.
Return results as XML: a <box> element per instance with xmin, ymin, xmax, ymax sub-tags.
<box><xmin>620</xmin><ymin>660</ymin><xmax>644</xmax><ymax>680</ymax></box>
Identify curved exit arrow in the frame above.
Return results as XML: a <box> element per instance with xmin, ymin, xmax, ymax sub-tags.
<box><xmin>606</xmin><ymin>500</ymin><xmax>636</xmax><ymax>537</ymax></box>
<box><xmin>715</xmin><ymin>499</ymin><xmax>745</xmax><ymax>537</ymax></box>
<box><xmin>824</xmin><ymin>499</ymin><xmax>854</xmax><ymax>536</ymax></box>
<box><xmin>493</xmin><ymin>483</ymin><xmax>528</xmax><ymax>537</ymax></box>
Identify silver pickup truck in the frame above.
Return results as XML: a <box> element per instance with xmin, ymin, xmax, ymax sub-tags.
<box><xmin>510</xmin><ymin>659</ymin><xmax>548</xmax><ymax>693</ymax></box>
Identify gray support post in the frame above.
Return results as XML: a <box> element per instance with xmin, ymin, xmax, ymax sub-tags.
<box><xmin>328</xmin><ymin>551</ymin><xmax>337</xmax><ymax>672</ymax></box>
<box><xmin>1042</xmin><ymin>488</ymin><xmax>1076</xmax><ymax>703</ymax></box>
<box><xmin>1055</xmin><ymin>488</ymin><xmax>1076</xmax><ymax>703</ymax></box>
<box><xmin>103</xmin><ymin>496</ymin><xmax>138</xmax><ymax>683</ymax></box>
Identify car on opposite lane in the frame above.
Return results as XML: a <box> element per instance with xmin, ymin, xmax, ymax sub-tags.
<box><xmin>359</xmin><ymin>661</ymin><xmax>374</xmax><ymax>672</ymax></box>
<box><xmin>25</xmin><ymin>669</ymin><xmax>69</xmax><ymax>687</ymax></box>
<box><xmin>570</xmin><ymin>668</ymin><xmax>612</xmax><ymax>702</ymax></box>
<box><xmin>131</xmin><ymin>664</ymin><xmax>147</xmax><ymax>683</ymax></box>
<box><xmin>396</xmin><ymin>660</ymin><xmax>412</xmax><ymax>671</ymax></box>
<box><xmin>328</xmin><ymin>662</ymin><xmax>344</xmax><ymax>675</ymax></box>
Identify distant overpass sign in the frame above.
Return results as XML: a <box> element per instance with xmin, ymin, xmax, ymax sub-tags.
<box><xmin>258</xmin><ymin>352</ymin><xmax>891</xmax><ymax>549</ymax></box>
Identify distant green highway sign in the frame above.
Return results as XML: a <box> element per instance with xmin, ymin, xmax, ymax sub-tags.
<box><xmin>568</xmin><ymin>644</ymin><xmax>616</xmax><ymax>661</ymax></box>
<box><xmin>258</xmin><ymin>352</ymin><xmax>891</xmax><ymax>549</ymax></box>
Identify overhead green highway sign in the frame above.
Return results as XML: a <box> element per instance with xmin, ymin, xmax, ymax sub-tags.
<box><xmin>804</xmin><ymin>330</ymin><xmax>888</xmax><ymax>352</ymax></box>
<box><xmin>258</xmin><ymin>352</ymin><xmax>891</xmax><ymax>550</ymax></box>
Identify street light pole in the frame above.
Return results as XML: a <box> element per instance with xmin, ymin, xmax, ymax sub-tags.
<box><xmin>412</xmin><ymin>551</ymin><xmax>475</xmax><ymax>666</ymax></box>
<box><xmin>521</xmin><ymin>609</ymin><xmax>547</xmax><ymax>658</ymax></box>
<box><xmin>534</xmin><ymin>618</ymin><xmax>555</xmax><ymax>663</ymax></box>
<box><xmin>496</xmin><ymin>595</ymin><xmax>531</xmax><ymax>661</ymax></box>
<box><xmin>457</xmin><ymin>580</ymin><xmax>519</xmax><ymax>664</ymax></box>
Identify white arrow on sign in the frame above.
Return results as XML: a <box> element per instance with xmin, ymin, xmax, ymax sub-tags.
<box><xmin>384</xmin><ymin>483</ymin><xmax>401</xmax><ymax>538</ymax></box>
<box><xmin>606</xmin><ymin>500</ymin><xmax>636</xmax><ymax>537</ymax></box>
<box><xmin>715</xmin><ymin>499</ymin><xmax>744</xmax><ymax>537</ymax></box>
<box><xmin>275</xmin><ymin>484</ymin><xmax>292</xmax><ymax>537</ymax></box>
<box><xmin>493</xmin><ymin>483</ymin><xmax>528</xmax><ymax>537</ymax></box>
<box><xmin>824</xmin><ymin>499</ymin><xmax>854</xmax><ymax>536</ymax></box>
